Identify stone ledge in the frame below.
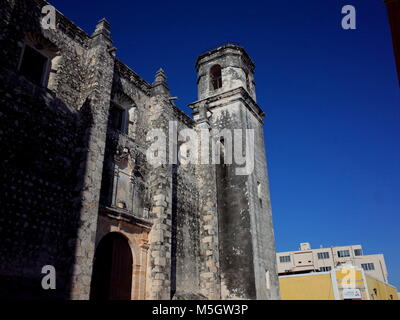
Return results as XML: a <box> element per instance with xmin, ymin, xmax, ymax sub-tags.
<box><xmin>99</xmin><ymin>205</ymin><xmax>153</xmax><ymax>230</ymax></box>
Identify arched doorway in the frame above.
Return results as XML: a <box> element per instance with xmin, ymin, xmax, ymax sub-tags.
<box><xmin>90</xmin><ymin>232</ymin><xmax>133</xmax><ymax>300</ymax></box>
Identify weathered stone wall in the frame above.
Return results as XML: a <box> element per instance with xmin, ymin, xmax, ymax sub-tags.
<box><xmin>196</xmin><ymin>45</ymin><xmax>256</xmax><ymax>101</ymax></box>
<box><xmin>211</xmin><ymin>102</ymin><xmax>258</xmax><ymax>299</ymax></box>
<box><xmin>0</xmin><ymin>0</ymin><xmax>117</xmax><ymax>299</ymax></box>
<box><xmin>143</xmin><ymin>94</ymin><xmax>203</xmax><ymax>300</ymax></box>
<box><xmin>0</xmin><ymin>0</ymin><xmax>94</xmax><ymax>299</ymax></box>
<box><xmin>171</xmin><ymin>162</ymin><xmax>202</xmax><ymax>298</ymax></box>
<box><xmin>196</xmin><ymin>95</ymin><xmax>279</xmax><ymax>300</ymax></box>
<box><xmin>0</xmin><ymin>67</ymin><xmax>83</xmax><ymax>299</ymax></box>
<box><xmin>195</xmin><ymin>129</ymin><xmax>221</xmax><ymax>300</ymax></box>
<box><xmin>68</xmin><ymin>18</ymin><xmax>116</xmax><ymax>300</ymax></box>
<box><xmin>1</xmin><ymin>1</ymin><xmax>279</xmax><ymax>301</ymax></box>
<box><xmin>170</xmin><ymin>112</ymin><xmax>202</xmax><ymax>299</ymax></box>
<box><xmin>244</xmin><ymin>105</ymin><xmax>280</xmax><ymax>300</ymax></box>
<box><xmin>190</xmin><ymin>45</ymin><xmax>280</xmax><ymax>300</ymax></box>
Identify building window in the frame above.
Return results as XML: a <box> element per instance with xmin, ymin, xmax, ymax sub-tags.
<box><xmin>178</xmin><ymin>141</ymin><xmax>190</xmax><ymax>165</ymax></box>
<box><xmin>210</xmin><ymin>64</ymin><xmax>222</xmax><ymax>90</ymax></box>
<box><xmin>257</xmin><ymin>182</ymin><xmax>262</xmax><ymax>207</ymax></box>
<box><xmin>361</xmin><ymin>263</ymin><xmax>375</xmax><ymax>271</ymax></box>
<box><xmin>265</xmin><ymin>270</ymin><xmax>271</xmax><ymax>290</ymax></box>
<box><xmin>110</xmin><ymin>103</ymin><xmax>126</xmax><ymax>132</ymax></box>
<box><xmin>320</xmin><ymin>266</ymin><xmax>332</xmax><ymax>272</ymax></box>
<box><xmin>245</xmin><ymin>71</ymin><xmax>251</xmax><ymax>92</ymax></box>
<box><xmin>279</xmin><ymin>256</ymin><xmax>291</xmax><ymax>263</ymax></box>
<box><xmin>317</xmin><ymin>252</ymin><xmax>330</xmax><ymax>260</ymax></box>
<box><xmin>337</xmin><ymin>250</ymin><xmax>350</xmax><ymax>258</ymax></box>
<box><xmin>19</xmin><ymin>45</ymin><xmax>49</xmax><ymax>86</ymax></box>
<box><xmin>354</xmin><ymin>249</ymin><xmax>362</xmax><ymax>256</ymax></box>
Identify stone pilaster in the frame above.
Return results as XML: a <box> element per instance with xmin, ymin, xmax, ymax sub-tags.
<box><xmin>145</xmin><ymin>95</ymin><xmax>174</xmax><ymax>300</ymax></box>
<box><xmin>196</xmin><ymin>121</ymin><xmax>221</xmax><ymax>299</ymax></box>
<box><xmin>147</xmin><ymin>178</ymin><xmax>172</xmax><ymax>299</ymax></box>
<box><xmin>69</xmin><ymin>18</ymin><xmax>115</xmax><ymax>300</ymax></box>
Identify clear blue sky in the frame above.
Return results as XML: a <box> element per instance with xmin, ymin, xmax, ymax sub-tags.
<box><xmin>51</xmin><ymin>0</ymin><xmax>400</xmax><ymax>288</ymax></box>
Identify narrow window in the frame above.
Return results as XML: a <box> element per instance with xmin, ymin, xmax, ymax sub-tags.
<box><xmin>265</xmin><ymin>270</ymin><xmax>271</xmax><ymax>290</ymax></box>
<box><xmin>19</xmin><ymin>45</ymin><xmax>49</xmax><ymax>86</ymax></box>
<box><xmin>219</xmin><ymin>138</ymin><xmax>225</xmax><ymax>165</ymax></box>
<box><xmin>354</xmin><ymin>249</ymin><xmax>362</xmax><ymax>256</ymax></box>
<box><xmin>110</xmin><ymin>103</ymin><xmax>125</xmax><ymax>132</ymax></box>
<box><xmin>257</xmin><ymin>181</ymin><xmax>262</xmax><ymax>207</ymax></box>
<box><xmin>178</xmin><ymin>141</ymin><xmax>189</xmax><ymax>165</ymax></box>
<box><xmin>210</xmin><ymin>64</ymin><xmax>222</xmax><ymax>90</ymax></box>
<box><xmin>245</xmin><ymin>71</ymin><xmax>251</xmax><ymax>92</ymax></box>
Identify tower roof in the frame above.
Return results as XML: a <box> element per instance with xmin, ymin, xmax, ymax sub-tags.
<box><xmin>195</xmin><ymin>44</ymin><xmax>255</xmax><ymax>71</ymax></box>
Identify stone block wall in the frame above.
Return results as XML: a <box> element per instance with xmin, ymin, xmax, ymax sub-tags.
<box><xmin>0</xmin><ymin>67</ymin><xmax>83</xmax><ymax>299</ymax></box>
<box><xmin>1</xmin><ymin>1</ymin><xmax>279</xmax><ymax>301</ymax></box>
<box><xmin>0</xmin><ymin>0</ymin><xmax>94</xmax><ymax>299</ymax></box>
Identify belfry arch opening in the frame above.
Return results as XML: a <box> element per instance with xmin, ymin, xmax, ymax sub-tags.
<box><xmin>90</xmin><ymin>232</ymin><xmax>133</xmax><ymax>300</ymax></box>
<box><xmin>210</xmin><ymin>64</ymin><xmax>222</xmax><ymax>90</ymax></box>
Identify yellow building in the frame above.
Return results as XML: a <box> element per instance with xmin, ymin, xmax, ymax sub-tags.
<box><xmin>279</xmin><ymin>264</ymin><xmax>398</xmax><ymax>300</ymax></box>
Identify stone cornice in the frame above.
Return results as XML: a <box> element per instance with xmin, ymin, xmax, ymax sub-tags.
<box><xmin>195</xmin><ymin>44</ymin><xmax>255</xmax><ymax>72</ymax></box>
<box><xmin>188</xmin><ymin>87</ymin><xmax>265</xmax><ymax>124</ymax></box>
<box><xmin>100</xmin><ymin>206</ymin><xmax>153</xmax><ymax>230</ymax></box>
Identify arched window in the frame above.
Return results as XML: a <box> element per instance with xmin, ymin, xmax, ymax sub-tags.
<box><xmin>210</xmin><ymin>64</ymin><xmax>222</xmax><ymax>90</ymax></box>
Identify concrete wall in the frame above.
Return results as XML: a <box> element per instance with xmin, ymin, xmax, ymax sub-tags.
<box><xmin>366</xmin><ymin>275</ymin><xmax>398</xmax><ymax>300</ymax></box>
<box><xmin>279</xmin><ymin>266</ymin><xmax>399</xmax><ymax>300</ymax></box>
<box><xmin>279</xmin><ymin>273</ymin><xmax>334</xmax><ymax>300</ymax></box>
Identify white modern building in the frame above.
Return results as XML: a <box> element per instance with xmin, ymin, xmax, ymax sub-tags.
<box><xmin>277</xmin><ymin>242</ymin><xmax>389</xmax><ymax>283</ymax></box>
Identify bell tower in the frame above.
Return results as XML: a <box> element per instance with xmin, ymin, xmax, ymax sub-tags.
<box><xmin>196</xmin><ymin>44</ymin><xmax>256</xmax><ymax>101</ymax></box>
<box><xmin>190</xmin><ymin>44</ymin><xmax>280</xmax><ymax>300</ymax></box>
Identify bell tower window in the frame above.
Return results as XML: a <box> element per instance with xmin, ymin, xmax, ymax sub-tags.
<box><xmin>210</xmin><ymin>64</ymin><xmax>222</xmax><ymax>90</ymax></box>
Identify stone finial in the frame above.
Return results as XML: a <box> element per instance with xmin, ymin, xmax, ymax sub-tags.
<box><xmin>92</xmin><ymin>18</ymin><xmax>112</xmax><ymax>41</ymax></box>
<box><xmin>151</xmin><ymin>68</ymin><xmax>170</xmax><ymax>97</ymax></box>
<box><xmin>154</xmin><ymin>68</ymin><xmax>166</xmax><ymax>83</ymax></box>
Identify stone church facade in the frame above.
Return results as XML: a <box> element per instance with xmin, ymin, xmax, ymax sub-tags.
<box><xmin>0</xmin><ymin>0</ymin><xmax>280</xmax><ymax>300</ymax></box>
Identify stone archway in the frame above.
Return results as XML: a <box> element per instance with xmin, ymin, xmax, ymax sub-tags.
<box><xmin>90</xmin><ymin>232</ymin><xmax>133</xmax><ymax>300</ymax></box>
